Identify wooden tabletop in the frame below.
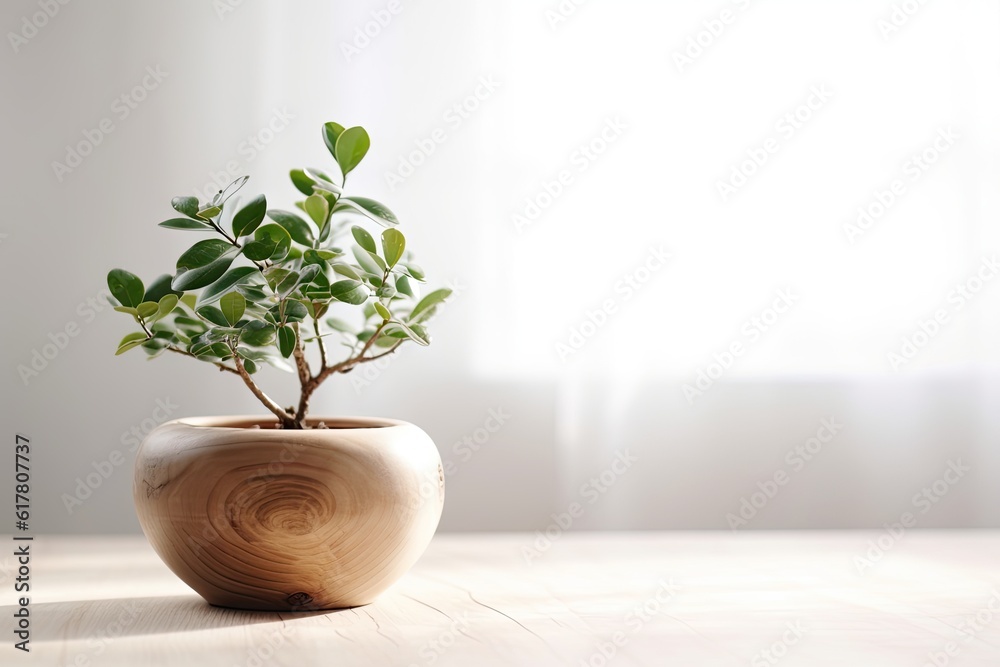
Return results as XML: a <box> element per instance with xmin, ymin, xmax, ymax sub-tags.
<box><xmin>6</xmin><ymin>531</ymin><xmax>1000</xmax><ymax>666</ymax></box>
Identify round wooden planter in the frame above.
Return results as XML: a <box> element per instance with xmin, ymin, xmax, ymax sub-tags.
<box><xmin>133</xmin><ymin>416</ymin><xmax>444</xmax><ymax>611</ymax></box>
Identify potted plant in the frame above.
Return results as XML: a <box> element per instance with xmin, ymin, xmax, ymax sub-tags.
<box><xmin>107</xmin><ymin>122</ymin><xmax>451</xmax><ymax>611</ymax></box>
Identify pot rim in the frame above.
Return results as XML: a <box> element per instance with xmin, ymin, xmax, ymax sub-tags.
<box><xmin>167</xmin><ymin>415</ymin><xmax>407</xmax><ymax>431</ymax></box>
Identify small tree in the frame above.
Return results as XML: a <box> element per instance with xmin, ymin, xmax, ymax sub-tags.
<box><xmin>107</xmin><ymin>122</ymin><xmax>451</xmax><ymax>429</ymax></box>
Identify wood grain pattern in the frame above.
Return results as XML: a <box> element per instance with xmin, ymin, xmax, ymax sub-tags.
<box><xmin>133</xmin><ymin>416</ymin><xmax>444</xmax><ymax>611</ymax></box>
<box><xmin>10</xmin><ymin>532</ymin><xmax>1000</xmax><ymax>667</ymax></box>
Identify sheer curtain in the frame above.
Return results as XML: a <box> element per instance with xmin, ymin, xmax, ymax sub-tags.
<box><xmin>6</xmin><ymin>0</ymin><xmax>999</xmax><ymax>532</ymax></box>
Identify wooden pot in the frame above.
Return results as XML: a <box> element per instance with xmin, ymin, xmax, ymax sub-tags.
<box><xmin>133</xmin><ymin>415</ymin><xmax>445</xmax><ymax>611</ymax></box>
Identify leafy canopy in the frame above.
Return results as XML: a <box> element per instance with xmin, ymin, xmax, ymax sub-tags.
<box><xmin>107</xmin><ymin>122</ymin><xmax>452</xmax><ymax>429</ymax></box>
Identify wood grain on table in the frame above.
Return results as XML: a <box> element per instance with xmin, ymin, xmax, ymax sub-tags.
<box><xmin>5</xmin><ymin>532</ymin><xmax>1000</xmax><ymax>666</ymax></box>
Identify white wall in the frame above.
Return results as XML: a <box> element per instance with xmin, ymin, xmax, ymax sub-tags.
<box><xmin>2</xmin><ymin>0</ymin><xmax>999</xmax><ymax>534</ymax></box>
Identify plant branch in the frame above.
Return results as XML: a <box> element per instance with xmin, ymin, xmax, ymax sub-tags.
<box><xmin>313</xmin><ymin>318</ymin><xmax>328</xmax><ymax>369</ymax></box>
<box><xmin>229</xmin><ymin>343</ymin><xmax>298</xmax><ymax>427</ymax></box>
<box><xmin>293</xmin><ymin>321</ymin><xmax>394</xmax><ymax>419</ymax></box>
<box><xmin>164</xmin><ymin>345</ymin><xmax>240</xmax><ymax>375</ymax></box>
<box><xmin>291</xmin><ymin>323</ymin><xmax>311</xmax><ymax>387</ymax></box>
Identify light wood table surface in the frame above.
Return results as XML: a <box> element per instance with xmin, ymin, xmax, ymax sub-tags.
<box><xmin>5</xmin><ymin>531</ymin><xmax>1000</xmax><ymax>666</ymax></box>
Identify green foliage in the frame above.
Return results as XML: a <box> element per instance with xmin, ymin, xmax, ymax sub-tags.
<box><xmin>106</xmin><ymin>121</ymin><xmax>452</xmax><ymax>428</ymax></box>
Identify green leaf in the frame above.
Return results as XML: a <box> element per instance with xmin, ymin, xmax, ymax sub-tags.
<box><xmin>376</xmin><ymin>284</ymin><xmax>396</xmax><ymax>299</ymax></box>
<box><xmin>173</xmin><ymin>246</ymin><xmax>239</xmax><ymax>291</ymax></box>
<box><xmin>199</xmin><ymin>266</ymin><xmax>259</xmax><ymax>305</ymax></box>
<box><xmin>332</xmin><ymin>263</ymin><xmax>361</xmax><ymax>280</ymax></box>
<box><xmin>381</xmin><ymin>228</ymin><xmax>405</xmax><ymax>268</ymax></box>
<box><xmin>322</xmin><ymin>121</ymin><xmax>346</xmax><ymax>158</ymax></box>
<box><xmin>196</xmin><ymin>305</ymin><xmax>229</xmax><ymax>327</ymax></box>
<box><xmin>116</xmin><ymin>331</ymin><xmax>149</xmax><ymax>355</ymax></box>
<box><xmin>396</xmin><ymin>274</ymin><xmax>413</xmax><ymax>297</ymax></box>
<box><xmin>244</xmin><ymin>224</ymin><xmax>291</xmax><ymax>262</ymax></box>
<box><xmin>290</xmin><ymin>168</ymin><xmax>319</xmax><ymax>196</ymax></box>
<box><xmin>238</xmin><ymin>347</ymin><xmax>294</xmax><ymax>373</ymax></box>
<box><xmin>304</xmin><ymin>169</ymin><xmax>343</xmax><ymax>195</ymax></box>
<box><xmin>402</xmin><ymin>263</ymin><xmax>426</xmax><ymax>281</ymax></box>
<box><xmin>329</xmin><ymin>279</ymin><xmax>369</xmax><ymax>305</ymax></box>
<box><xmin>196</xmin><ymin>205</ymin><xmax>221</xmax><ymax>221</ymax></box>
<box><xmin>325</xmin><ymin>317</ymin><xmax>354</xmax><ymax>333</ymax></box>
<box><xmin>351</xmin><ymin>225</ymin><xmax>377</xmax><ymax>253</ymax></box>
<box><xmin>302</xmin><ymin>249</ymin><xmax>333</xmax><ymax>269</ymax></box>
<box><xmin>273</xmin><ymin>270</ymin><xmax>300</xmax><ymax>298</ymax></box>
<box><xmin>304</xmin><ymin>194</ymin><xmax>329</xmax><ymax>229</ymax></box>
<box><xmin>220</xmin><ymin>292</ymin><xmax>247</xmax><ymax>326</ymax></box>
<box><xmin>410</xmin><ymin>288</ymin><xmax>453</xmax><ymax>323</ymax></box>
<box><xmin>384</xmin><ymin>320</ymin><xmax>430</xmax><ymax>346</ymax></box>
<box><xmin>157</xmin><ymin>294</ymin><xmax>179</xmax><ymax>319</ymax></box>
<box><xmin>232</xmin><ymin>194</ymin><xmax>267</xmax><ymax>238</ymax></box>
<box><xmin>107</xmin><ymin>269</ymin><xmax>144</xmax><ymax>308</ymax></box>
<box><xmin>266</xmin><ymin>300</ymin><xmax>308</xmax><ymax>325</ymax></box>
<box><xmin>297</xmin><ymin>264</ymin><xmax>321</xmax><ymax>287</ymax></box>
<box><xmin>171</xmin><ymin>196</ymin><xmax>200</xmax><ymax>218</ymax></box>
<box><xmin>240</xmin><ymin>321</ymin><xmax>276</xmax><ymax>347</ymax></box>
<box><xmin>352</xmin><ymin>246</ymin><xmax>384</xmax><ymax>276</ymax></box>
<box><xmin>241</xmin><ymin>240</ymin><xmax>272</xmax><ymax>262</ymax></box>
<box><xmin>177</xmin><ymin>239</ymin><xmax>234</xmax><ymax>269</ymax></box>
<box><xmin>143</xmin><ymin>274</ymin><xmax>182</xmax><ymax>303</ymax></box>
<box><xmin>303</xmin><ymin>271</ymin><xmax>331</xmax><ymax>300</ymax></box>
<box><xmin>334</xmin><ymin>126</ymin><xmax>370</xmax><ymax>176</ymax></box>
<box><xmin>174</xmin><ymin>316</ymin><xmax>206</xmax><ymax>336</ymax></box>
<box><xmin>114</xmin><ymin>305</ymin><xmax>139</xmax><ymax>316</ymax></box>
<box><xmin>333</xmin><ymin>196</ymin><xmax>399</xmax><ymax>227</ymax></box>
<box><xmin>136</xmin><ymin>301</ymin><xmax>159</xmax><ymax>320</ymax></box>
<box><xmin>277</xmin><ymin>325</ymin><xmax>296</xmax><ymax>358</ymax></box>
<box><xmin>243</xmin><ymin>358</ymin><xmax>259</xmax><ymax>374</ymax></box>
<box><xmin>238</xmin><ymin>284</ymin><xmax>269</xmax><ymax>303</ymax></box>
<box><xmin>159</xmin><ymin>217</ymin><xmax>213</xmax><ymax>231</ymax></box>
<box><xmin>374</xmin><ymin>302</ymin><xmax>391</xmax><ymax>320</ymax></box>
<box><xmin>268</xmin><ymin>209</ymin><xmax>314</xmax><ymax>245</ymax></box>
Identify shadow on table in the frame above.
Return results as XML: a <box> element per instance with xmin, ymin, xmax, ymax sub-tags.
<box><xmin>7</xmin><ymin>595</ymin><xmax>348</xmax><ymax>642</ymax></box>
